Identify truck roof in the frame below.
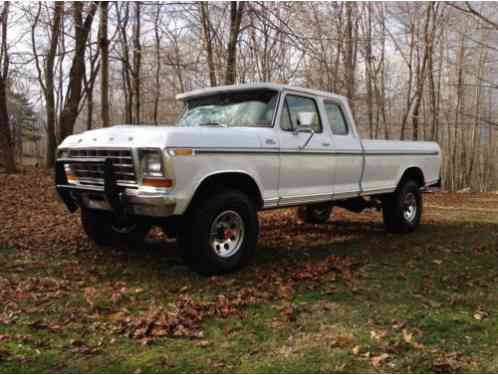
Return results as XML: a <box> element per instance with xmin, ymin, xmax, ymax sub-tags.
<box><xmin>176</xmin><ymin>82</ymin><xmax>347</xmax><ymax>102</ymax></box>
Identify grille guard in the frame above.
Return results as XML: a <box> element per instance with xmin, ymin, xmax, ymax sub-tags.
<box><xmin>55</xmin><ymin>158</ymin><xmax>128</xmax><ymax>219</ymax></box>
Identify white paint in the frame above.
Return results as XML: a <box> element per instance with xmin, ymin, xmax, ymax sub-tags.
<box><xmin>58</xmin><ymin>84</ymin><xmax>442</xmax><ymax>217</ymax></box>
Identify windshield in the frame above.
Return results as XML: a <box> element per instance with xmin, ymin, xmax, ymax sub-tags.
<box><xmin>176</xmin><ymin>90</ymin><xmax>279</xmax><ymax>128</ymax></box>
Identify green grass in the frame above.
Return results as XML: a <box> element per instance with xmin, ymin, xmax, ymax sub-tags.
<box><xmin>1</xmin><ymin>199</ymin><xmax>498</xmax><ymax>373</ymax></box>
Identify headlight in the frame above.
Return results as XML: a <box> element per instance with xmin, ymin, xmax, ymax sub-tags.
<box><xmin>140</xmin><ymin>149</ymin><xmax>164</xmax><ymax>177</ymax></box>
<box><xmin>58</xmin><ymin>149</ymin><xmax>69</xmax><ymax>159</ymax></box>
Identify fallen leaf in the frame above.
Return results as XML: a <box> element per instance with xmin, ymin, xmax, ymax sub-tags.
<box><xmin>402</xmin><ymin>328</ymin><xmax>413</xmax><ymax>344</ymax></box>
<box><xmin>195</xmin><ymin>340</ymin><xmax>210</xmax><ymax>348</ymax></box>
<box><xmin>370</xmin><ymin>353</ymin><xmax>390</xmax><ymax>368</ymax></box>
<box><xmin>84</xmin><ymin>287</ymin><xmax>97</xmax><ymax>307</ymax></box>
<box><xmin>277</xmin><ymin>283</ymin><xmax>295</xmax><ymax>300</ymax></box>
<box><xmin>473</xmin><ymin>308</ymin><xmax>488</xmax><ymax>321</ymax></box>
<box><xmin>280</xmin><ymin>304</ymin><xmax>296</xmax><ymax>322</ymax></box>
<box><xmin>352</xmin><ymin>345</ymin><xmax>362</xmax><ymax>355</ymax></box>
<box><xmin>370</xmin><ymin>329</ymin><xmax>387</xmax><ymax>342</ymax></box>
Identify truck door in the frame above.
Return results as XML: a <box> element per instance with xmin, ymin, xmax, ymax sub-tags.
<box><xmin>277</xmin><ymin>92</ymin><xmax>335</xmax><ymax>205</ymax></box>
<box><xmin>322</xmin><ymin>100</ymin><xmax>363</xmax><ymax>198</ymax></box>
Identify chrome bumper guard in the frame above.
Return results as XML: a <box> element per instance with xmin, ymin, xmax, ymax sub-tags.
<box><xmin>55</xmin><ymin>158</ymin><xmax>175</xmax><ymax>218</ymax></box>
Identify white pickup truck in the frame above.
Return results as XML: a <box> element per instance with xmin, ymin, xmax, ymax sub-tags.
<box><xmin>56</xmin><ymin>83</ymin><xmax>441</xmax><ymax>275</ymax></box>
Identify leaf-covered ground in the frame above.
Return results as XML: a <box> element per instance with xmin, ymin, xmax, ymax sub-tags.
<box><xmin>1</xmin><ymin>169</ymin><xmax>498</xmax><ymax>373</ymax></box>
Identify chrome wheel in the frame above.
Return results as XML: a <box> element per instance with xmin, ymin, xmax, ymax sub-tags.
<box><xmin>403</xmin><ymin>192</ymin><xmax>417</xmax><ymax>223</ymax></box>
<box><xmin>209</xmin><ymin>210</ymin><xmax>245</xmax><ymax>258</ymax></box>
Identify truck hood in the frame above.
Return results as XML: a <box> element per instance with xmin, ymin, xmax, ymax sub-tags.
<box><xmin>59</xmin><ymin>125</ymin><xmax>264</xmax><ymax>149</ymax></box>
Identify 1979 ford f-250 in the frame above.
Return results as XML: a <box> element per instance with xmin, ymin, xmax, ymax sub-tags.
<box><xmin>55</xmin><ymin>83</ymin><xmax>442</xmax><ymax>275</ymax></box>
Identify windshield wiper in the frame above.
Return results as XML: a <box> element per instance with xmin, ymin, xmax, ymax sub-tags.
<box><xmin>238</xmin><ymin>120</ymin><xmax>272</xmax><ymax>127</ymax></box>
<box><xmin>199</xmin><ymin>122</ymin><xmax>227</xmax><ymax>127</ymax></box>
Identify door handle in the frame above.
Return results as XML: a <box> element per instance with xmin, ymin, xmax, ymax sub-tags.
<box><xmin>322</xmin><ymin>142</ymin><xmax>331</xmax><ymax>147</ymax></box>
<box><xmin>265</xmin><ymin>138</ymin><xmax>277</xmax><ymax>145</ymax></box>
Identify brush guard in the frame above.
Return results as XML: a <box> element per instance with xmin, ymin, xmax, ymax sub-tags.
<box><xmin>55</xmin><ymin>158</ymin><xmax>128</xmax><ymax>219</ymax></box>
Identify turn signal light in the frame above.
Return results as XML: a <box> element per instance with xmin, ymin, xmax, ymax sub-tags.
<box><xmin>169</xmin><ymin>148</ymin><xmax>194</xmax><ymax>156</ymax></box>
<box><xmin>64</xmin><ymin>165</ymin><xmax>78</xmax><ymax>184</ymax></box>
<box><xmin>143</xmin><ymin>178</ymin><xmax>173</xmax><ymax>188</ymax></box>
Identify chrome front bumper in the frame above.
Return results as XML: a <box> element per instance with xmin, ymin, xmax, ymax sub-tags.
<box><xmin>79</xmin><ymin>189</ymin><xmax>176</xmax><ymax>217</ymax></box>
<box><xmin>55</xmin><ymin>158</ymin><xmax>176</xmax><ymax>218</ymax></box>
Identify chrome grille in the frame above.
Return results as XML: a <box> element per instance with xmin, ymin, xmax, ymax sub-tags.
<box><xmin>68</xmin><ymin>148</ymin><xmax>137</xmax><ymax>188</ymax></box>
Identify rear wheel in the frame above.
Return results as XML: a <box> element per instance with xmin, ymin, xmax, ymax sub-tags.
<box><xmin>81</xmin><ymin>208</ymin><xmax>150</xmax><ymax>246</ymax></box>
<box><xmin>382</xmin><ymin>179</ymin><xmax>422</xmax><ymax>233</ymax></box>
<box><xmin>178</xmin><ymin>190</ymin><xmax>259</xmax><ymax>275</ymax></box>
<box><xmin>297</xmin><ymin>205</ymin><xmax>332</xmax><ymax>224</ymax></box>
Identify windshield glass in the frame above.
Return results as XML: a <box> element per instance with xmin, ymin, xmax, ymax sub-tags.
<box><xmin>176</xmin><ymin>90</ymin><xmax>279</xmax><ymax>128</ymax></box>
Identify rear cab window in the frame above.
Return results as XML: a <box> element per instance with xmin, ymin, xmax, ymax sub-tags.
<box><xmin>324</xmin><ymin>101</ymin><xmax>348</xmax><ymax>135</ymax></box>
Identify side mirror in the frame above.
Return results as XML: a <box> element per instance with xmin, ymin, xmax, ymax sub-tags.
<box><xmin>294</xmin><ymin>112</ymin><xmax>315</xmax><ymax>134</ymax></box>
<box><xmin>297</xmin><ymin>112</ymin><xmax>314</xmax><ymax>128</ymax></box>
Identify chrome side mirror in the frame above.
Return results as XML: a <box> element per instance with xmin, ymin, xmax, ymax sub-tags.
<box><xmin>297</xmin><ymin>112</ymin><xmax>314</xmax><ymax>127</ymax></box>
<box><xmin>294</xmin><ymin>112</ymin><xmax>314</xmax><ymax>133</ymax></box>
<box><xmin>293</xmin><ymin>112</ymin><xmax>316</xmax><ymax>149</ymax></box>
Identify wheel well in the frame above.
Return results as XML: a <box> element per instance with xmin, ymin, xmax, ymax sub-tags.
<box><xmin>399</xmin><ymin>167</ymin><xmax>425</xmax><ymax>188</ymax></box>
<box><xmin>188</xmin><ymin>172</ymin><xmax>263</xmax><ymax>212</ymax></box>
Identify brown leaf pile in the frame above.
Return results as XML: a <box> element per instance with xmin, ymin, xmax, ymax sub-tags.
<box><xmin>0</xmin><ymin>169</ymin><xmax>87</xmax><ymax>254</ymax></box>
<box><xmin>0</xmin><ymin>169</ymin><xmax>358</xmax><ymax>345</ymax></box>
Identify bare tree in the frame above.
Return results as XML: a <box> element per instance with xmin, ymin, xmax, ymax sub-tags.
<box><xmin>116</xmin><ymin>2</ymin><xmax>133</xmax><ymax>123</ymax></box>
<box><xmin>0</xmin><ymin>1</ymin><xmax>15</xmax><ymax>172</ymax></box>
<box><xmin>200</xmin><ymin>2</ymin><xmax>217</xmax><ymax>87</ymax></box>
<box><xmin>99</xmin><ymin>1</ymin><xmax>110</xmax><ymax>127</ymax></box>
<box><xmin>83</xmin><ymin>31</ymin><xmax>100</xmax><ymax>131</ymax></box>
<box><xmin>225</xmin><ymin>1</ymin><xmax>245</xmax><ymax>85</ymax></box>
<box><xmin>30</xmin><ymin>2</ymin><xmax>63</xmax><ymax>167</ymax></box>
<box><xmin>132</xmin><ymin>1</ymin><xmax>142</xmax><ymax>123</ymax></box>
<box><xmin>153</xmin><ymin>3</ymin><xmax>161</xmax><ymax>124</ymax></box>
<box><xmin>59</xmin><ymin>2</ymin><xmax>98</xmax><ymax>140</ymax></box>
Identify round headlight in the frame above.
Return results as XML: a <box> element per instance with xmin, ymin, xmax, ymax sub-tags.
<box><xmin>58</xmin><ymin>149</ymin><xmax>69</xmax><ymax>159</ymax></box>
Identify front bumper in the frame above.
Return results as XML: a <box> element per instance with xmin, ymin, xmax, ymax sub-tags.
<box><xmin>55</xmin><ymin>158</ymin><xmax>176</xmax><ymax>218</ymax></box>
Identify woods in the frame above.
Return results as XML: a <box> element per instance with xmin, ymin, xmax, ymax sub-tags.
<box><xmin>0</xmin><ymin>1</ymin><xmax>497</xmax><ymax>192</ymax></box>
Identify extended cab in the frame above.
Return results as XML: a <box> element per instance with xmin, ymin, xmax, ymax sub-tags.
<box><xmin>56</xmin><ymin>83</ymin><xmax>442</xmax><ymax>274</ymax></box>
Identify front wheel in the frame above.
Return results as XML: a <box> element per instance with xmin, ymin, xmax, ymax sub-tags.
<box><xmin>81</xmin><ymin>208</ymin><xmax>150</xmax><ymax>246</ymax></box>
<box><xmin>178</xmin><ymin>190</ymin><xmax>259</xmax><ymax>275</ymax></box>
<box><xmin>382</xmin><ymin>179</ymin><xmax>422</xmax><ymax>233</ymax></box>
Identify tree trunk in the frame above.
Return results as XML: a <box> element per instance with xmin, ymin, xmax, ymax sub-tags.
<box><xmin>59</xmin><ymin>2</ymin><xmax>98</xmax><ymax>140</ymax></box>
<box><xmin>200</xmin><ymin>2</ymin><xmax>217</xmax><ymax>87</ymax></box>
<box><xmin>411</xmin><ymin>3</ymin><xmax>434</xmax><ymax>141</ymax></box>
<box><xmin>86</xmin><ymin>87</ymin><xmax>93</xmax><ymax>130</ymax></box>
<box><xmin>0</xmin><ymin>2</ymin><xmax>14</xmax><ymax>172</ymax></box>
<box><xmin>99</xmin><ymin>2</ymin><xmax>110</xmax><ymax>127</ymax></box>
<box><xmin>225</xmin><ymin>1</ymin><xmax>245</xmax><ymax>85</ymax></box>
<box><xmin>365</xmin><ymin>3</ymin><xmax>373</xmax><ymax>138</ymax></box>
<box><xmin>344</xmin><ymin>2</ymin><xmax>357</xmax><ymax>113</ymax></box>
<box><xmin>47</xmin><ymin>3</ymin><xmax>63</xmax><ymax>166</ymax></box>
<box><xmin>0</xmin><ymin>79</ymin><xmax>15</xmax><ymax>173</ymax></box>
<box><xmin>31</xmin><ymin>2</ymin><xmax>63</xmax><ymax>167</ymax></box>
<box><xmin>132</xmin><ymin>1</ymin><xmax>141</xmax><ymax>124</ymax></box>
<box><xmin>117</xmin><ymin>3</ymin><xmax>133</xmax><ymax>124</ymax></box>
<box><xmin>153</xmin><ymin>3</ymin><xmax>161</xmax><ymax>125</ymax></box>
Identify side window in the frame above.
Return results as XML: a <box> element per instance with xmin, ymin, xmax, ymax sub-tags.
<box><xmin>279</xmin><ymin>95</ymin><xmax>322</xmax><ymax>133</ymax></box>
<box><xmin>324</xmin><ymin>102</ymin><xmax>348</xmax><ymax>135</ymax></box>
<box><xmin>280</xmin><ymin>100</ymin><xmax>293</xmax><ymax>131</ymax></box>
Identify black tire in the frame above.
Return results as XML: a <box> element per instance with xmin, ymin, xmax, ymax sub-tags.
<box><xmin>382</xmin><ymin>179</ymin><xmax>422</xmax><ymax>233</ymax></box>
<box><xmin>177</xmin><ymin>190</ymin><xmax>259</xmax><ymax>275</ymax></box>
<box><xmin>297</xmin><ymin>205</ymin><xmax>332</xmax><ymax>224</ymax></box>
<box><xmin>81</xmin><ymin>208</ymin><xmax>150</xmax><ymax>247</ymax></box>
